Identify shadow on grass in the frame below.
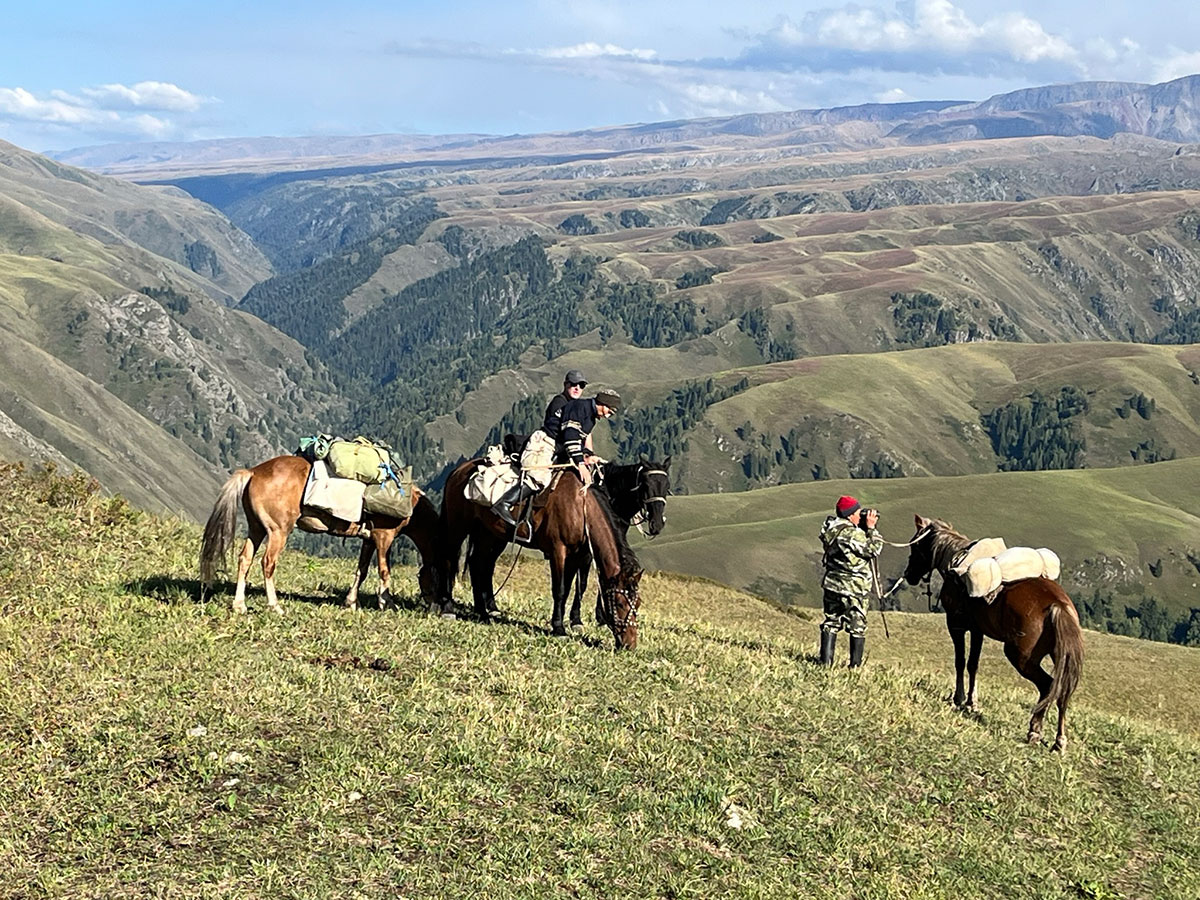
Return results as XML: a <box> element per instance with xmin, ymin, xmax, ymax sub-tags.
<box><xmin>469</xmin><ymin>606</ymin><xmax>610</xmax><ymax>649</ymax></box>
<box><xmin>125</xmin><ymin>575</ymin><xmax>433</xmax><ymax>613</ymax></box>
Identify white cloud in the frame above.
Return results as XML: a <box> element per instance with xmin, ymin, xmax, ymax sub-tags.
<box><xmin>876</xmin><ymin>87</ymin><xmax>914</xmax><ymax>103</ymax></box>
<box><xmin>751</xmin><ymin>0</ymin><xmax>1080</xmax><ymax>76</ymax></box>
<box><xmin>1155</xmin><ymin>50</ymin><xmax>1200</xmax><ymax>83</ymax></box>
<box><xmin>0</xmin><ymin>82</ymin><xmax>209</xmax><ymax>144</ymax></box>
<box><xmin>81</xmin><ymin>81</ymin><xmax>207</xmax><ymax>112</ymax></box>
<box><xmin>535</xmin><ymin>42</ymin><xmax>656</xmax><ymax>60</ymax></box>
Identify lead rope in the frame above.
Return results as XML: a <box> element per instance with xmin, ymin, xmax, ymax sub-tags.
<box><xmin>868</xmin><ymin>526</ymin><xmax>932</xmax><ymax>639</ymax></box>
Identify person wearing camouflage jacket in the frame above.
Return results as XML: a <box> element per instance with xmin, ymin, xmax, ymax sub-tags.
<box><xmin>818</xmin><ymin>495</ymin><xmax>884</xmax><ymax>668</ymax></box>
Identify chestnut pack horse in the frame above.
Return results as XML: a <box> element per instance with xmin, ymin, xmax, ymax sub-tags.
<box><xmin>439</xmin><ymin>459</ymin><xmax>644</xmax><ymax>649</ymax></box>
<box><xmin>200</xmin><ymin>455</ymin><xmax>441</xmax><ymax>614</ymax></box>
<box><xmin>904</xmin><ymin>515</ymin><xmax>1085</xmax><ymax>751</ymax></box>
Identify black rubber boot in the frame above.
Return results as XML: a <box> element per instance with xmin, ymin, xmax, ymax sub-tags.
<box><xmin>491</xmin><ymin>482</ymin><xmax>532</xmax><ymax>527</ymax></box>
<box><xmin>849</xmin><ymin>635</ymin><xmax>866</xmax><ymax>669</ymax></box>
<box><xmin>819</xmin><ymin>629</ymin><xmax>837</xmax><ymax>666</ymax></box>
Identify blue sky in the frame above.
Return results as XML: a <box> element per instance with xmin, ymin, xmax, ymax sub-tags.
<box><xmin>2</xmin><ymin>0</ymin><xmax>1198</xmax><ymax>152</ymax></box>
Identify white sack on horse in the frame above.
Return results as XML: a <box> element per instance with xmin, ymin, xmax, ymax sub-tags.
<box><xmin>994</xmin><ymin>546</ymin><xmax>1058</xmax><ymax>583</ymax></box>
<box><xmin>1036</xmin><ymin>548</ymin><xmax>1061</xmax><ymax>581</ymax></box>
<box><xmin>963</xmin><ymin>557</ymin><xmax>1002</xmax><ymax>597</ymax></box>
<box><xmin>950</xmin><ymin>537</ymin><xmax>1008</xmax><ymax>576</ymax></box>
<box><xmin>302</xmin><ymin>460</ymin><xmax>366</xmax><ymax>522</ymax></box>
<box><xmin>465</xmin><ymin>446</ymin><xmax>521</xmax><ymax>507</ymax></box>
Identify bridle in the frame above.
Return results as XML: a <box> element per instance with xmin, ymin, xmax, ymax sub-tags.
<box><xmin>630</xmin><ymin>467</ymin><xmax>670</xmax><ymax>538</ymax></box>
<box><xmin>600</xmin><ymin>581</ymin><xmax>640</xmax><ymax>635</ymax></box>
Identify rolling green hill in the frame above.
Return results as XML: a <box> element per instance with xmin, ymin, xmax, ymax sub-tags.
<box><xmin>2</xmin><ymin>461</ymin><xmax>1198</xmax><ymax>898</ymax></box>
<box><xmin>636</xmin><ymin>458</ymin><xmax>1200</xmax><ymax>625</ymax></box>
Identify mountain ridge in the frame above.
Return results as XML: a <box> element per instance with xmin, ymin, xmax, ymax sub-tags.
<box><xmin>45</xmin><ymin>75</ymin><xmax>1200</xmax><ymax>180</ymax></box>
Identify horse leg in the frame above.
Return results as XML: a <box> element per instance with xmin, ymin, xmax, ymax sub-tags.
<box><xmin>965</xmin><ymin>630</ymin><xmax>984</xmax><ymax>711</ymax></box>
<box><xmin>949</xmin><ymin>627</ymin><xmax>968</xmax><ymax>707</ymax></box>
<box><xmin>467</xmin><ymin>534</ymin><xmax>504</xmax><ymax>621</ymax></box>
<box><xmin>345</xmin><ymin>537</ymin><xmax>373</xmax><ymax>610</ymax></box>
<box><xmin>233</xmin><ymin>518</ymin><xmax>266</xmax><ymax>614</ymax></box>
<box><xmin>375</xmin><ymin>532</ymin><xmax>395</xmax><ymax>610</ymax></box>
<box><xmin>549</xmin><ymin>546</ymin><xmax>571</xmax><ymax>638</ymax></box>
<box><xmin>1003</xmin><ymin>642</ymin><xmax>1053</xmax><ymax>744</ymax></box>
<box><xmin>260</xmin><ymin>525</ymin><xmax>290</xmax><ymax>615</ymax></box>
<box><xmin>571</xmin><ymin>547</ymin><xmax>591</xmax><ymax>630</ymax></box>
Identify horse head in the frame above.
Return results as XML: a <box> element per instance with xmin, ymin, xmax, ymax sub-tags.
<box><xmin>600</xmin><ymin>565</ymin><xmax>644</xmax><ymax>650</ymax></box>
<box><xmin>636</xmin><ymin>455</ymin><xmax>671</xmax><ymax>537</ymax></box>
<box><xmin>904</xmin><ymin>514</ymin><xmax>937</xmax><ymax>584</ymax></box>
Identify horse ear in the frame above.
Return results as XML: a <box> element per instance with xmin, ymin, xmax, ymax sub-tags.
<box><xmin>662</xmin><ymin>455</ymin><xmax>671</xmax><ymax>469</ymax></box>
<box><xmin>914</xmin><ymin>514</ymin><xmax>927</xmax><ymax>527</ymax></box>
<box><xmin>640</xmin><ymin>454</ymin><xmax>649</xmax><ymax>465</ymax></box>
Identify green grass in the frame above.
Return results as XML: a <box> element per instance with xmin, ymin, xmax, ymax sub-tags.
<box><xmin>3</xmin><ymin>463</ymin><xmax>1200</xmax><ymax>898</ymax></box>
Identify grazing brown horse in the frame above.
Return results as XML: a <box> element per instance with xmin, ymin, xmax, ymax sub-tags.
<box><xmin>570</xmin><ymin>457</ymin><xmax>671</xmax><ymax>629</ymax></box>
<box><xmin>904</xmin><ymin>514</ymin><xmax>1084</xmax><ymax>751</ymax></box>
<box><xmin>200</xmin><ymin>455</ymin><xmax>441</xmax><ymax>614</ymax></box>
<box><xmin>439</xmin><ymin>459</ymin><xmax>644</xmax><ymax>649</ymax></box>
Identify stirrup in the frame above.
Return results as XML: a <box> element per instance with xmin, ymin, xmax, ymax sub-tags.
<box><xmin>514</xmin><ymin>519</ymin><xmax>534</xmax><ymax>544</ymax></box>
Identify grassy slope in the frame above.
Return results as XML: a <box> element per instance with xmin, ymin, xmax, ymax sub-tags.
<box><xmin>637</xmin><ymin>458</ymin><xmax>1200</xmax><ymax>616</ymax></box>
<box><xmin>0</xmin><ymin>139</ymin><xmax>272</xmax><ymax>302</ymax></box>
<box><xmin>2</xmin><ymin>464</ymin><xmax>1198</xmax><ymax>899</ymax></box>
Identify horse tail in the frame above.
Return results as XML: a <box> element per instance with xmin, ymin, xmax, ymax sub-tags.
<box><xmin>1035</xmin><ymin>602</ymin><xmax>1085</xmax><ymax>718</ymax></box>
<box><xmin>199</xmin><ymin>469</ymin><xmax>252</xmax><ymax>593</ymax></box>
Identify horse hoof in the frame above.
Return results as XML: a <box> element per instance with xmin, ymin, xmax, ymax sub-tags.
<box><xmin>551</xmin><ymin>626</ymin><xmax>569</xmax><ymax>638</ymax></box>
<box><xmin>440</xmin><ymin>612</ymin><xmax>457</xmax><ymax>620</ymax></box>
<box><xmin>1051</xmin><ymin>741</ymin><xmax>1066</xmax><ymax>753</ymax></box>
<box><xmin>570</xmin><ymin>622</ymin><xmax>584</xmax><ymax>632</ymax></box>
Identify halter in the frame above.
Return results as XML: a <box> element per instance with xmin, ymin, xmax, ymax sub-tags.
<box><xmin>600</xmin><ymin>582</ymin><xmax>640</xmax><ymax>633</ymax></box>
<box><xmin>632</xmin><ymin>467</ymin><xmax>670</xmax><ymax>538</ymax></box>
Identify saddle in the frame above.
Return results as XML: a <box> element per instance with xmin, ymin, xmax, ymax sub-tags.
<box><xmin>514</xmin><ymin>469</ymin><xmax>565</xmax><ymax>519</ymax></box>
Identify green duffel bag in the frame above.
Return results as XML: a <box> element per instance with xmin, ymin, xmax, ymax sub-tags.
<box><xmin>363</xmin><ymin>468</ymin><xmax>415</xmax><ymax>520</ymax></box>
<box><xmin>327</xmin><ymin>436</ymin><xmax>392</xmax><ymax>484</ymax></box>
<box><xmin>296</xmin><ymin>432</ymin><xmax>337</xmax><ymax>461</ymax></box>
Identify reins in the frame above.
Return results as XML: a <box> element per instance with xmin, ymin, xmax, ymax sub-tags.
<box><xmin>866</xmin><ymin>526</ymin><xmax>934</xmax><ymax>638</ymax></box>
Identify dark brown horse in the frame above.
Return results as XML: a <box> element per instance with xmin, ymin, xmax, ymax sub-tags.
<box><xmin>439</xmin><ymin>459</ymin><xmax>644</xmax><ymax>649</ymax></box>
<box><xmin>570</xmin><ymin>457</ymin><xmax>671</xmax><ymax>628</ymax></box>
<box><xmin>904</xmin><ymin>514</ymin><xmax>1084</xmax><ymax>751</ymax></box>
<box><xmin>200</xmin><ymin>455</ymin><xmax>441</xmax><ymax>614</ymax></box>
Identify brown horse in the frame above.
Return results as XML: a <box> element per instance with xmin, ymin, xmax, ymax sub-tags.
<box><xmin>439</xmin><ymin>459</ymin><xmax>644</xmax><ymax>649</ymax></box>
<box><xmin>199</xmin><ymin>455</ymin><xmax>441</xmax><ymax>614</ymax></box>
<box><xmin>904</xmin><ymin>515</ymin><xmax>1084</xmax><ymax>751</ymax></box>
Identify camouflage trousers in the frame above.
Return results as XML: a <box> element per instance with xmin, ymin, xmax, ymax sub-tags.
<box><xmin>821</xmin><ymin>590</ymin><xmax>868</xmax><ymax>637</ymax></box>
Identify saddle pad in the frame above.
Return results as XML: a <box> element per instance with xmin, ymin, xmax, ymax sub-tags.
<box><xmin>302</xmin><ymin>460</ymin><xmax>366</xmax><ymax>522</ymax></box>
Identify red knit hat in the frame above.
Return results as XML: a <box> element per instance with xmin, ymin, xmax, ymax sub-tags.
<box><xmin>836</xmin><ymin>495</ymin><xmax>861</xmax><ymax>517</ymax></box>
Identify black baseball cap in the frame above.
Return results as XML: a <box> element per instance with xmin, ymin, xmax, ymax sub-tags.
<box><xmin>564</xmin><ymin>369</ymin><xmax>587</xmax><ymax>386</ymax></box>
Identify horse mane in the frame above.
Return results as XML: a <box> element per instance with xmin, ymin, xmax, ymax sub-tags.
<box><xmin>588</xmin><ymin>483</ymin><xmax>641</xmax><ymax>577</ymax></box>
<box><xmin>926</xmin><ymin>517</ymin><xmax>973</xmax><ymax>572</ymax></box>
